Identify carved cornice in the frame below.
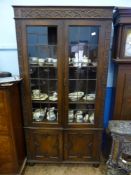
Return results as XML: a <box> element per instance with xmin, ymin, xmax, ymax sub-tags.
<box><xmin>13</xmin><ymin>6</ymin><xmax>113</xmax><ymax>19</ymax></box>
<box><xmin>113</xmin><ymin>7</ymin><xmax>131</xmax><ymax>25</ymax></box>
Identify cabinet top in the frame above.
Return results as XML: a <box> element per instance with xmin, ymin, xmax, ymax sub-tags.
<box><xmin>113</xmin><ymin>7</ymin><xmax>131</xmax><ymax>25</ymax></box>
<box><xmin>13</xmin><ymin>6</ymin><xmax>114</xmax><ymax>19</ymax></box>
<box><xmin>0</xmin><ymin>82</ymin><xmax>21</xmax><ymax>90</ymax></box>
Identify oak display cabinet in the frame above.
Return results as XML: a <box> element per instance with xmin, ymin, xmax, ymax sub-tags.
<box><xmin>113</xmin><ymin>8</ymin><xmax>131</xmax><ymax>120</ymax></box>
<box><xmin>13</xmin><ymin>6</ymin><xmax>113</xmax><ymax>164</ymax></box>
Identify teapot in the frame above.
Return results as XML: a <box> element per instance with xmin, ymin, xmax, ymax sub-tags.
<box><xmin>33</xmin><ymin>108</ymin><xmax>47</xmax><ymax>121</ymax></box>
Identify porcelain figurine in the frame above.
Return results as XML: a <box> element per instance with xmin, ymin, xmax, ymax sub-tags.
<box><xmin>83</xmin><ymin>114</ymin><xmax>89</xmax><ymax>122</ymax></box>
<box><xmin>47</xmin><ymin>107</ymin><xmax>56</xmax><ymax>121</ymax></box>
<box><xmin>89</xmin><ymin>113</ymin><xmax>94</xmax><ymax>124</ymax></box>
<box><xmin>68</xmin><ymin>110</ymin><xmax>74</xmax><ymax>122</ymax></box>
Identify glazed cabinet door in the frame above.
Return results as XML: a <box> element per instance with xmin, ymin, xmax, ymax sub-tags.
<box><xmin>64</xmin><ymin>20</ymin><xmax>107</xmax><ymax>128</ymax></box>
<box><xmin>26</xmin><ymin>129</ymin><xmax>63</xmax><ymax>162</ymax></box>
<box><xmin>64</xmin><ymin>130</ymin><xmax>101</xmax><ymax>162</ymax></box>
<box><xmin>21</xmin><ymin>20</ymin><xmax>64</xmax><ymax>127</ymax></box>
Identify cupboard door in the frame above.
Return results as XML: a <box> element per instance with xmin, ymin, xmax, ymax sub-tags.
<box><xmin>22</xmin><ymin>21</ymin><xmax>63</xmax><ymax>126</ymax></box>
<box><xmin>64</xmin><ymin>130</ymin><xmax>101</xmax><ymax>162</ymax></box>
<box><xmin>27</xmin><ymin>129</ymin><xmax>63</xmax><ymax>162</ymax></box>
<box><xmin>113</xmin><ymin>65</ymin><xmax>131</xmax><ymax>120</ymax></box>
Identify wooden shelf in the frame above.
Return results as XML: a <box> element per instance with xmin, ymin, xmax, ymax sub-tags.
<box><xmin>113</xmin><ymin>59</ymin><xmax>131</xmax><ymax>64</ymax></box>
<box><xmin>32</xmin><ymin>100</ymin><xmax>58</xmax><ymax>104</ymax></box>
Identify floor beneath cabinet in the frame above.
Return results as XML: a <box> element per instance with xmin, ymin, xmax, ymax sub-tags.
<box><xmin>24</xmin><ymin>163</ymin><xmax>107</xmax><ymax>175</ymax></box>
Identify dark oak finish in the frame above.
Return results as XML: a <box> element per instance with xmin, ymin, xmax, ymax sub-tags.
<box><xmin>13</xmin><ymin>6</ymin><xmax>113</xmax><ymax>163</ymax></box>
<box><xmin>64</xmin><ymin>130</ymin><xmax>101</xmax><ymax>162</ymax></box>
<box><xmin>0</xmin><ymin>83</ymin><xmax>26</xmax><ymax>174</ymax></box>
<box><xmin>113</xmin><ymin>8</ymin><xmax>131</xmax><ymax>60</ymax></box>
<box><xmin>113</xmin><ymin>8</ymin><xmax>131</xmax><ymax>120</ymax></box>
<box><xmin>113</xmin><ymin>65</ymin><xmax>131</xmax><ymax>120</ymax></box>
<box><xmin>26</xmin><ymin>129</ymin><xmax>63</xmax><ymax>162</ymax></box>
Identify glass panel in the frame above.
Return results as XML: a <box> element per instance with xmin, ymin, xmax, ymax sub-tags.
<box><xmin>27</xmin><ymin>26</ymin><xmax>58</xmax><ymax>124</ymax></box>
<box><xmin>124</xmin><ymin>29</ymin><xmax>131</xmax><ymax>57</ymax></box>
<box><xmin>68</xmin><ymin>26</ymin><xmax>99</xmax><ymax>125</ymax></box>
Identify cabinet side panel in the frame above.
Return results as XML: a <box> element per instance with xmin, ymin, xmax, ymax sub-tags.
<box><xmin>9</xmin><ymin>84</ymin><xmax>26</xmax><ymax>167</ymax></box>
<box><xmin>0</xmin><ymin>135</ymin><xmax>17</xmax><ymax>174</ymax></box>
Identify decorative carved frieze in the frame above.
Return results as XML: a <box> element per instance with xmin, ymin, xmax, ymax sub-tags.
<box><xmin>14</xmin><ymin>7</ymin><xmax>113</xmax><ymax>19</ymax></box>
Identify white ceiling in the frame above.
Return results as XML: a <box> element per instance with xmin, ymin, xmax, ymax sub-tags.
<box><xmin>12</xmin><ymin>0</ymin><xmax>131</xmax><ymax>7</ymax></box>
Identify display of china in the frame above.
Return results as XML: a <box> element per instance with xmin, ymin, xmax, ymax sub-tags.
<box><xmin>72</xmin><ymin>57</ymin><xmax>82</xmax><ymax>67</ymax></box>
<box><xmin>89</xmin><ymin>113</ymin><xmax>94</xmax><ymax>124</ymax></box>
<box><xmin>69</xmin><ymin>91</ymin><xmax>84</xmax><ymax>101</ymax></box>
<box><xmin>92</xmin><ymin>62</ymin><xmax>97</xmax><ymax>67</ymax></box>
<box><xmin>39</xmin><ymin>93</ymin><xmax>48</xmax><ymax>100</ymax></box>
<box><xmin>45</xmin><ymin>57</ymin><xmax>57</xmax><ymax>66</ymax></box>
<box><xmin>33</xmin><ymin>93</ymin><xmax>48</xmax><ymax>100</ymax></box>
<box><xmin>33</xmin><ymin>108</ymin><xmax>47</xmax><ymax>122</ymax></box>
<box><xmin>82</xmin><ymin>56</ymin><xmax>91</xmax><ymax>67</ymax></box>
<box><xmin>52</xmin><ymin>59</ymin><xmax>57</xmax><ymax>67</ymax></box>
<box><xmin>69</xmin><ymin>57</ymin><xmax>72</xmax><ymax>64</ymax></box>
<box><xmin>38</xmin><ymin>58</ymin><xmax>45</xmax><ymax>66</ymax></box>
<box><xmin>29</xmin><ymin>57</ymin><xmax>38</xmax><ymax>64</ymax></box>
<box><xmin>83</xmin><ymin>93</ymin><xmax>96</xmax><ymax>101</ymax></box>
<box><xmin>68</xmin><ymin>110</ymin><xmax>74</xmax><ymax>122</ymax></box>
<box><xmin>47</xmin><ymin>107</ymin><xmax>56</xmax><ymax>121</ymax></box>
<box><xmin>75</xmin><ymin>110</ymin><xmax>83</xmax><ymax>123</ymax></box>
<box><xmin>71</xmin><ymin>54</ymin><xmax>91</xmax><ymax>67</ymax></box>
<box><xmin>46</xmin><ymin>57</ymin><xmax>53</xmax><ymax>63</ymax></box>
<box><xmin>83</xmin><ymin>114</ymin><xmax>89</xmax><ymax>122</ymax></box>
<box><xmin>32</xmin><ymin>89</ymin><xmax>41</xmax><ymax>97</ymax></box>
<box><xmin>32</xmin><ymin>89</ymin><xmax>48</xmax><ymax>100</ymax></box>
<box><xmin>49</xmin><ymin>92</ymin><xmax>58</xmax><ymax>101</ymax></box>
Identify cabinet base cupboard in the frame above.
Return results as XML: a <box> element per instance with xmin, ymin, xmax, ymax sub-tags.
<box><xmin>13</xmin><ymin>6</ymin><xmax>113</xmax><ymax>164</ymax></box>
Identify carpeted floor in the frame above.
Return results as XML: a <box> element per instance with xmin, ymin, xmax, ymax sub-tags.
<box><xmin>24</xmin><ymin>163</ymin><xmax>107</xmax><ymax>175</ymax></box>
